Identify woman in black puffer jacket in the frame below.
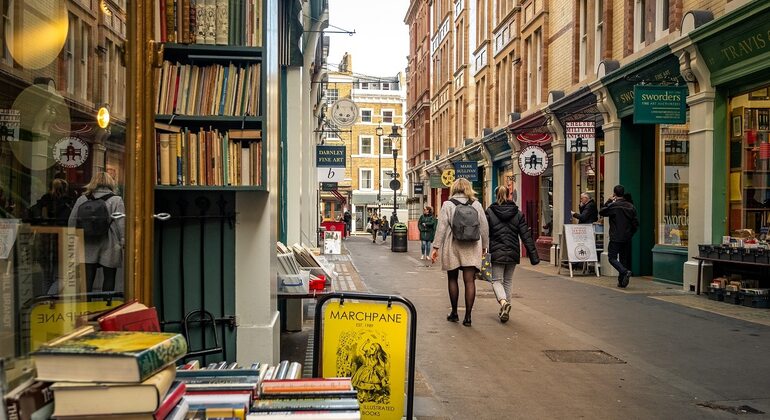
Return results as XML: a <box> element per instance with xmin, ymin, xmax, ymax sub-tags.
<box><xmin>485</xmin><ymin>186</ymin><xmax>539</xmax><ymax>323</ymax></box>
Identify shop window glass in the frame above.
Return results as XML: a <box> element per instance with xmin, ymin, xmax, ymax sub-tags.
<box><xmin>657</xmin><ymin>122</ymin><xmax>690</xmax><ymax>246</ymax></box>
<box><xmin>0</xmin><ymin>0</ymin><xmax>129</xmax><ymax>377</ymax></box>
<box><xmin>729</xmin><ymin>88</ymin><xmax>770</xmax><ymax>236</ymax></box>
<box><xmin>539</xmin><ymin>163</ymin><xmax>553</xmax><ymax>237</ymax></box>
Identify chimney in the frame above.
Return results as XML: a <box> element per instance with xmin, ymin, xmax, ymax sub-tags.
<box><xmin>340</xmin><ymin>52</ymin><xmax>353</xmax><ymax>74</ymax></box>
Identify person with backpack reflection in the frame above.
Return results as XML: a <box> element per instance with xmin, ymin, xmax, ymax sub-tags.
<box><xmin>68</xmin><ymin>172</ymin><xmax>125</xmax><ymax>293</ymax></box>
<box><xmin>430</xmin><ymin>178</ymin><xmax>489</xmax><ymax>326</ymax></box>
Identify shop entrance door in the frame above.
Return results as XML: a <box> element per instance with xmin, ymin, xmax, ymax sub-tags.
<box><xmin>620</xmin><ymin>118</ymin><xmax>655</xmax><ymax>276</ymax></box>
<box><xmin>355</xmin><ymin>207</ymin><xmax>365</xmax><ymax>231</ymax></box>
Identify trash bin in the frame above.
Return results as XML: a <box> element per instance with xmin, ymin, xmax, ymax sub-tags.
<box><xmin>391</xmin><ymin>223</ymin><xmax>408</xmax><ymax>252</ymax></box>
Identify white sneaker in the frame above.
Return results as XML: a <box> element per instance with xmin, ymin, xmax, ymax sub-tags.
<box><xmin>420</xmin><ymin>255</ymin><xmax>425</xmax><ymax>260</ymax></box>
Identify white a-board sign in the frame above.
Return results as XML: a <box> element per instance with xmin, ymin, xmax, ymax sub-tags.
<box><xmin>560</xmin><ymin>224</ymin><xmax>600</xmax><ymax>277</ymax></box>
<box><xmin>323</xmin><ymin>230</ymin><xmax>342</xmax><ymax>255</ymax></box>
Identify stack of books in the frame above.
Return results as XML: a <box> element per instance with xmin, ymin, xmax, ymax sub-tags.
<box><xmin>176</xmin><ymin>361</ymin><xmax>262</xmax><ymax>419</ymax></box>
<box><xmin>248</xmin><ymin>377</ymin><xmax>360</xmax><ymax>419</ymax></box>
<box><xmin>30</xmin><ymin>326</ymin><xmax>189</xmax><ymax>419</ymax></box>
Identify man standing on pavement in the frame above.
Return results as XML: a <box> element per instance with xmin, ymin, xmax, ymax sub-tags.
<box><xmin>599</xmin><ymin>185</ymin><xmax>639</xmax><ymax>288</ymax></box>
<box><xmin>343</xmin><ymin>209</ymin><xmax>352</xmax><ymax>239</ymax></box>
<box><xmin>571</xmin><ymin>192</ymin><xmax>598</xmax><ymax>224</ymax></box>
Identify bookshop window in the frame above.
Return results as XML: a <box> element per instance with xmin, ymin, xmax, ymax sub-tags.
<box><xmin>539</xmin><ymin>163</ymin><xmax>554</xmax><ymax>237</ymax></box>
<box><xmin>657</xmin><ymin>121</ymin><xmax>690</xmax><ymax>246</ymax></box>
<box><xmin>0</xmin><ymin>0</ymin><xmax>130</xmax><ymax>371</ymax></box>
<box><xmin>728</xmin><ymin>86</ymin><xmax>770</xmax><ymax>235</ymax></box>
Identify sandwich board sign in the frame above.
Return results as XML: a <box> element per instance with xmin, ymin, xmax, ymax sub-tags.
<box><xmin>559</xmin><ymin>224</ymin><xmax>600</xmax><ymax>278</ymax></box>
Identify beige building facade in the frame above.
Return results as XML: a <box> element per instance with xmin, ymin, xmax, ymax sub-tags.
<box><xmin>407</xmin><ymin>0</ymin><xmax>762</xmax><ymax>284</ymax></box>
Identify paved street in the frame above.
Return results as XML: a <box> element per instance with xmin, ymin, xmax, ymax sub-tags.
<box><xmin>342</xmin><ymin>235</ymin><xmax>770</xmax><ymax>419</ymax></box>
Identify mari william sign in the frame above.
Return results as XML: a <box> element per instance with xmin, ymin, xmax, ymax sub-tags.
<box><xmin>633</xmin><ymin>85</ymin><xmax>687</xmax><ymax>124</ymax></box>
<box><xmin>316</xmin><ymin>145</ymin><xmax>346</xmax><ymax>168</ymax></box>
<box><xmin>566</xmin><ymin>122</ymin><xmax>595</xmax><ymax>153</ymax></box>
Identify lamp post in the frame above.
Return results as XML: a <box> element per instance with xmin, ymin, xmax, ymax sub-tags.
<box><xmin>375</xmin><ymin>124</ymin><xmax>383</xmax><ymax>217</ymax></box>
<box><xmin>389</xmin><ymin>125</ymin><xmax>402</xmax><ymax>223</ymax></box>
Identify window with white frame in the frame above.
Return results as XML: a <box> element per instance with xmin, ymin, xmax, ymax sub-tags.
<box><xmin>535</xmin><ymin>29</ymin><xmax>542</xmax><ymax>105</ymax></box>
<box><xmin>381</xmin><ymin>169</ymin><xmax>394</xmax><ymax>189</ymax></box>
<box><xmin>594</xmin><ymin>0</ymin><xmax>604</xmax><ymax>72</ymax></box>
<box><xmin>382</xmin><ymin>110</ymin><xmax>394</xmax><ymax>124</ymax></box>
<box><xmin>526</xmin><ymin>35</ymin><xmax>533</xmax><ymax>108</ymax></box>
<box><xmin>579</xmin><ymin>0</ymin><xmax>588</xmax><ymax>79</ymax></box>
<box><xmin>361</xmin><ymin>109</ymin><xmax>372</xmax><ymax>122</ymax></box>
<box><xmin>382</xmin><ymin>83</ymin><xmax>390</xmax><ymax>90</ymax></box>
<box><xmin>326</xmin><ymin>88</ymin><xmax>338</xmax><ymax>104</ymax></box>
<box><xmin>381</xmin><ymin>137</ymin><xmax>393</xmax><ymax>155</ymax></box>
<box><xmin>656</xmin><ymin>0</ymin><xmax>670</xmax><ymax>38</ymax></box>
<box><xmin>360</xmin><ymin>136</ymin><xmax>373</xmax><ymax>155</ymax></box>
<box><xmin>360</xmin><ymin>169</ymin><xmax>373</xmax><ymax>190</ymax></box>
<box><xmin>80</xmin><ymin>21</ymin><xmax>90</xmax><ymax>99</ymax></box>
<box><xmin>66</xmin><ymin>13</ymin><xmax>76</xmax><ymax>94</ymax></box>
<box><xmin>634</xmin><ymin>0</ymin><xmax>645</xmax><ymax>51</ymax></box>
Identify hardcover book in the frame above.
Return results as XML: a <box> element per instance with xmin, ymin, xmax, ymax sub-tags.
<box><xmin>3</xmin><ymin>379</ymin><xmax>54</xmax><ymax>420</ymax></box>
<box><xmin>32</xmin><ymin>331</ymin><xmax>187</xmax><ymax>383</ymax></box>
<box><xmin>51</xmin><ymin>365</ymin><xmax>176</xmax><ymax>417</ymax></box>
<box><xmin>53</xmin><ymin>381</ymin><xmax>185</xmax><ymax>420</ymax></box>
<box><xmin>97</xmin><ymin>300</ymin><xmax>161</xmax><ymax>332</ymax></box>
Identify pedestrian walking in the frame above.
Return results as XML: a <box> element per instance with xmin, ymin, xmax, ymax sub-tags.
<box><xmin>68</xmin><ymin>171</ymin><xmax>125</xmax><ymax>293</ymax></box>
<box><xmin>571</xmin><ymin>192</ymin><xmax>598</xmax><ymax>224</ymax></box>
<box><xmin>380</xmin><ymin>216</ymin><xmax>390</xmax><ymax>242</ymax></box>
<box><xmin>599</xmin><ymin>184</ymin><xmax>639</xmax><ymax>288</ymax></box>
<box><xmin>343</xmin><ymin>210</ymin><xmax>352</xmax><ymax>238</ymax></box>
<box><xmin>370</xmin><ymin>213</ymin><xmax>381</xmax><ymax>243</ymax></box>
<box><xmin>418</xmin><ymin>206</ymin><xmax>437</xmax><ymax>260</ymax></box>
<box><xmin>485</xmin><ymin>186</ymin><xmax>539</xmax><ymax>323</ymax></box>
<box><xmin>430</xmin><ymin>178</ymin><xmax>489</xmax><ymax>327</ymax></box>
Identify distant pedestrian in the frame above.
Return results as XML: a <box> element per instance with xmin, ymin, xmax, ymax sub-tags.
<box><xmin>571</xmin><ymin>192</ymin><xmax>598</xmax><ymax>224</ymax></box>
<box><xmin>370</xmin><ymin>213</ymin><xmax>381</xmax><ymax>243</ymax></box>
<box><xmin>485</xmin><ymin>186</ymin><xmax>539</xmax><ymax>323</ymax></box>
<box><xmin>380</xmin><ymin>216</ymin><xmax>390</xmax><ymax>242</ymax></box>
<box><xmin>599</xmin><ymin>184</ymin><xmax>639</xmax><ymax>288</ymax></box>
<box><xmin>431</xmin><ymin>178</ymin><xmax>489</xmax><ymax>327</ymax></box>
<box><xmin>343</xmin><ymin>210</ymin><xmax>352</xmax><ymax>238</ymax></box>
<box><xmin>418</xmin><ymin>206</ymin><xmax>437</xmax><ymax>260</ymax></box>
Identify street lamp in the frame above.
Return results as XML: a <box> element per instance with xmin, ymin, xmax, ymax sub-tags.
<box><xmin>389</xmin><ymin>125</ymin><xmax>402</xmax><ymax>223</ymax></box>
<box><xmin>375</xmin><ymin>124</ymin><xmax>384</xmax><ymax>217</ymax></box>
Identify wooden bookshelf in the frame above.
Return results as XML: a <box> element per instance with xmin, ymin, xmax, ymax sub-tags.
<box><xmin>155</xmin><ymin>185</ymin><xmax>267</xmax><ymax>192</ymax></box>
<box><xmin>162</xmin><ymin>43</ymin><xmax>264</xmax><ymax>63</ymax></box>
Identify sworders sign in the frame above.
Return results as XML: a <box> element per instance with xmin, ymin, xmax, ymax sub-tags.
<box><xmin>633</xmin><ymin>85</ymin><xmax>687</xmax><ymax>124</ymax></box>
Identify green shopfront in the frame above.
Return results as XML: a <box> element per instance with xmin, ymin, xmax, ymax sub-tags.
<box><xmin>680</xmin><ymin>2</ymin><xmax>770</xmax><ymax>281</ymax></box>
<box><xmin>599</xmin><ymin>47</ymin><xmax>689</xmax><ymax>284</ymax></box>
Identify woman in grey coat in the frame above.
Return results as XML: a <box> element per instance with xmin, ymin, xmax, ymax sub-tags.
<box><xmin>68</xmin><ymin>171</ymin><xmax>125</xmax><ymax>293</ymax></box>
<box><xmin>430</xmin><ymin>178</ymin><xmax>489</xmax><ymax>326</ymax></box>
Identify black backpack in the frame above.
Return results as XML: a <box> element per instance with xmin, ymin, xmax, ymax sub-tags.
<box><xmin>450</xmin><ymin>199</ymin><xmax>481</xmax><ymax>241</ymax></box>
<box><xmin>76</xmin><ymin>193</ymin><xmax>115</xmax><ymax>238</ymax></box>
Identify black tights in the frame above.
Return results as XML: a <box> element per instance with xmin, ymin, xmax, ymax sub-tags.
<box><xmin>85</xmin><ymin>263</ymin><xmax>117</xmax><ymax>293</ymax></box>
<box><xmin>447</xmin><ymin>267</ymin><xmax>476</xmax><ymax>320</ymax></box>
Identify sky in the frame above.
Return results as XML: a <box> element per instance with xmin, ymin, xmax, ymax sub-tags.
<box><xmin>326</xmin><ymin>0</ymin><xmax>410</xmax><ymax>78</ymax></box>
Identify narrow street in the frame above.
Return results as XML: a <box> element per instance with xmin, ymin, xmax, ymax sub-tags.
<box><xmin>342</xmin><ymin>236</ymin><xmax>770</xmax><ymax>419</ymax></box>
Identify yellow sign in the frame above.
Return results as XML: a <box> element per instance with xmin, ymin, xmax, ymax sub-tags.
<box><xmin>441</xmin><ymin>169</ymin><xmax>455</xmax><ymax>187</ymax></box>
<box><xmin>29</xmin><ymin>299</ymin><xmax>124</xmax><ymax>351</ymax></box>
<box><xmin>322</xmin><ymin>301</ymin><xmax>408</xmax><ymax>420</ymax></box>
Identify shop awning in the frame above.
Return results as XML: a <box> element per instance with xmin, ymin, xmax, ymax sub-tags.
<box><xmin>482</xmin><ymin>128</ymin><xmax>511</xmax><ymax>161</ymax></box>
<box><xmin>549</xmin><ymin>86</ymin><xmax>603</xmax><ymax>126</ymax></box>
<box><xmin>508</xmin><ymin>110</ymin><xmax>550</xmax><ymax>135</ymax></box>
<box><xmin>600</xmin><ymin>46</ymin><xmax>685</xmax><ymax>118</ymax></box>
<box><xmin>351</xmin><ymin>192</ymin><xmax>407</xmax><ymax>206</ymax></box>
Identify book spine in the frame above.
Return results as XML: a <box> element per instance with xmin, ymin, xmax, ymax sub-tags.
<box><xmin>4</xmin><ymin>382</ymin><xmax>54</xmax><ymax>420</ymax></box>
<box><xmin>205</xmin><ymin>0</ymin><xmax>216</xmax><ymax>45</ymax></box>
<box><xmin>159</xmin><ymin>134</ymin><xmax>171</xmax><ymax>185</ymax></box>
<box><xmin>154</xmin><ymin>382</ymin><xmax>186</xmax><ymax>420</ymax></box>
<box><xmin>136</xmin><ymin>334</ymin><xmax>187</xmax><ymax>382</ymax></box>
<box><xmin>166</xmin><ymin>0</ymin><xmax>176</xmax><ymax>42</ymax></box>
<box><xmin>216</xmin><ymin>0</ymin><xmax>229</xmax><ymax>45</ymax></box>
<box><xmin>181</xmin><ymin>0</ymin><xmax>190</xmax><ymax>44</ymax></box>
<box><xmin>195</xmin><ymin>0</ymin><xmax>206</xmax><ymax>43</ymax></box>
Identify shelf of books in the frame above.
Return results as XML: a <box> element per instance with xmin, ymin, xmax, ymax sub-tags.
<box><xmin>154</xmin><ymin>0</ymin><xmax>266</xmax><ymax>191</ymax></box>
<box><xmin>6</xmin><ymin>301</ymin><xmax>361</xmax><ymax>420</ymax></box>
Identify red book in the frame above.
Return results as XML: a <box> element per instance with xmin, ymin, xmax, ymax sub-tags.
<box><xmin>98</xmin><ymin>300</ymin><xmax>161</xmax><ymax>332</ymax></box>
<box><xmin>154</xmin><ymin>382</ymin><xmax>186</xmax><ymax>420</ymax></box>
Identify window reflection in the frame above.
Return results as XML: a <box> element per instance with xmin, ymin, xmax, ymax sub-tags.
<box><xmin>0</xmin><ymin>0</ymin><xmax>129</xmax><ymax>371</ymax></box>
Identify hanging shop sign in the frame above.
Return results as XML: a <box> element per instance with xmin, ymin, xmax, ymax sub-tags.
<box><xmin>321</xmin><ymin>182</ymin><xmax>338</xmax><ymax>191</ymax></box>
<box><xmin>604</xmin><ymin>49</ymin><xmax>683</xmax><ymax>118</ymax></box>
<box><xmin>53</xmin><ymin>137</ymin><xmax>89</xmax><ymax>168</ymax></box>
<box><xmin>314</xmin><ymin>294</ymin><xmax>417</xmax><ymax>420</ymax></box>
<box><xmin>633</xmin><ymin>85</ymin><xmax>687</xmax><ymax>124</ymax></box>
<box><xmin>316</xmin><ymin>145</ymin><xmax>346</xmax><ymax>167</ymax></box>
<box><xmin>565</xmin><ymin>121</ymin><xmax>595</xmax><ymax>153</ymax></box>
<box><xmin>518</xmin><ymin>146</ymin><xmax>549</xmax><ymax>176</ymax></box>
<box><xmin>430</xmin><ymin>174</ymin><xmax>446</xmax><ymax>189</ymax></box>
<box><xmin>329</xmin><ymin>99</ymin><xmax>359</xmax><ymax>127</ymax></box>
<box><xmin>0</xmin><ymin>109</ymin><xmax>20</xmax><ymax>141</ymax></box>
<box><xmin>413</xmin><ymin>183</ymin><xmax>424</xmax><ymax>195</ymax></box>
<box><xmin>318</xmin><ymin>167</ymin><xmax>345</xmax><ymax>183</ymax></box>
<box><xmin>453</xmin><ymin>161</ymin><xmax>478</xmax><ymax>181</ymax></box>
<box><xmin>440</xmin><ymin>169</ymin><xmax>455</xmax><ymax>187</ymax></box>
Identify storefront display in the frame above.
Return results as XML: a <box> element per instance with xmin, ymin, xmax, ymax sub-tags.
<box><xmin>658</xmin><ymin>122</ymin><xmax>690</xmax><ymax>247</ymax></box>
